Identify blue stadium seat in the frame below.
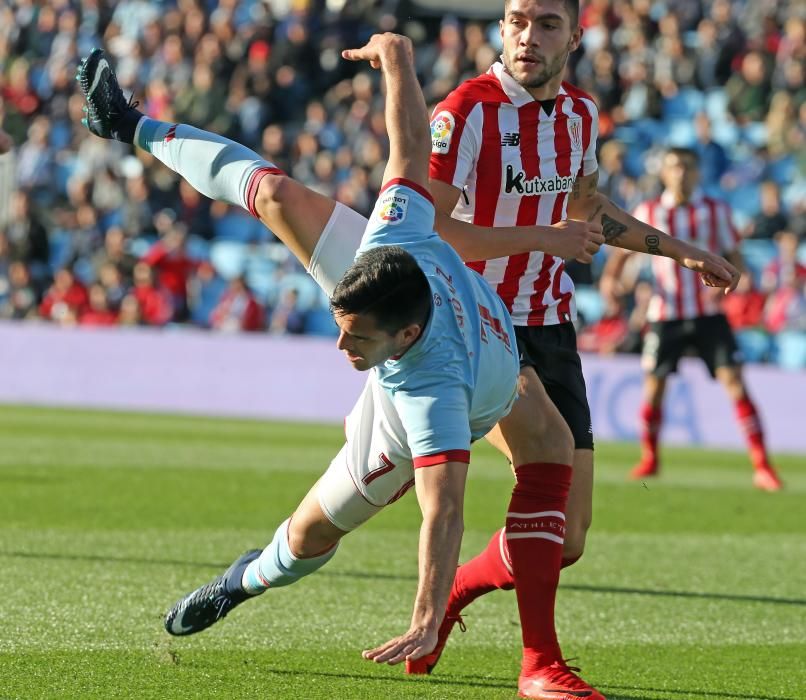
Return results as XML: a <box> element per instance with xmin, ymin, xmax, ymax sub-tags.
<box><xmin>277</xmin><ymin>273</ymin><xmax>319</xmax><ymax>311</ymax></box>
<box><xmin>210</xmin><ymin>241</ymin><xmax>248</xmax><ymax>279</ymax></box>
<box><xmin>48</xmin><ymin>229</ymin><xmax>74</xmax><ymax>272</ymax></box>
<box><xmin>664</xmin><ymin>119</ymin><xmax>697</xmax><ymax>147</ymax></box>
<box><xmin>190</xmin><ymin>275</ymin><xmax>228</xmax><ymax>327</ymax></box>
<box><xmin>574</xmin><ymin>285</ymin><xmax>605</xmax><ymax>324</ymax></box>
<box><xmin>742</xmin><ymin>122</ymin><xmax>768</xmax><ymax>148</ymax></box>
<box><xmin>775</xmin><ymin>332</ymin><xmax>806</xmax><ymax>370</ymax></box>
<box><xmin>244</xmin><ymin>249</ymin><xmax>278</xmax><ymax>302</ymax></box>
<box><xmin>185</xmin><ymin>235</ymin><xmax>211</xmax><ymax>261</ymax></box>
<box><xmin>213</xmin><ymin>211</ymin><xmax>270</xmax><ymax>243</ymax></box>
<box><xmin>711</xmin><ymin>119</ymin><xmax>740</xmax><ymax>147</ymax></box>
<box><xmin>766</xmin><ymin>156</ymin><xmax>796</xmax><ymax>187</ymax></box>
<box><xmin>304</xmin><ymin>307</ymin><xmax>338</xmax><ymax>337</ymax></box>
<box><xmin>797</xmin><ymin>243</ymin><xmax>806</xmax><ymax>266</ymax></box>
<box><xmin>127</xmin><ymin>235</ymin><xmax>158</xmax><ymax>258</ymax></box>
<box><xmin>740</xmin><ymin>239</ymin><xmax>777</xmax><ymax>285</ymax></box>
<box><xmin>735</xmin><ymin>329</ymin><xmax>772</xmax><ymax>364</ymax></box>
<box><xmin>72</xmin><ymin>257</ymin><xmax>97</xmax><ymax>286</ymax></box>
<box><xmin>662</xmin><ymin>89</ymin><xmax>705</xmax><ymax>121</ymax></box>
<box><xmin>727</xmin><ymin>183</ymin><xmax>761</xmax><ymax>220</ymax></box>
<box><xmin>704</xmin><ymin>88</ymin><xmax>729</xmax><ymax>122</ymax></box>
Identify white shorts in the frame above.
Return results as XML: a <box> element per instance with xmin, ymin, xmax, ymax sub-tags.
<box><xmin>307</xmin><ymin>202</ymin><xmax>368</xmax><ymax>296</ymax></box>
<box><xmin>316</xmin><ymin>374</ymin><xmax>416</xmax><ymax>532</ymax></box>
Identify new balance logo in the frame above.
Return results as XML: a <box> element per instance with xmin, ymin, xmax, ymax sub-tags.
<box><xmin>501</xmin><ymin>132</ymin><xmax>520</xmax><ymax>146</ymax></box>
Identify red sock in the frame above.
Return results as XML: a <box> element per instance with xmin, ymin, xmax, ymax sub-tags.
<box><xmin>507</xmin><ymin>462</ymin><xmax>572</xmax><ymax>674</ymax></box>
<box><xmin>639</xmin><ymin>403</ymin><xmax>662</xmax><ymax>465</ymax></box>
<box><xmin>735</xmin><ymin>397</ymin><xmax>770</xmax><ymax>471</ymax></box>
<box><xmin>448</xmin><ymin>528</ymin><xmax>514</xmax><ymax>615</ymax></box>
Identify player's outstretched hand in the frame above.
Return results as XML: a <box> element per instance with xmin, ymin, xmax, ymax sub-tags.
<box><xmin>362</xmin><ymin>624</ymin><xmax>438</xmax><ymax>666</ymax></box>
<box><xmin>0</xmin><ymin>129</ymin><xmax>13</xmax><ymax>155</ymax></box>
<box><xmin>547</xmin><ymin>219</ymin><xmax>605</xmax><ymax>263</ymax></box>
<box><xmin>680</xmin><ymin>250</ymin><xmax>740</xmax><ymax>294</ymax></box>
<box><xmin>342</xmin><ymin>32</ymin><xmax>413</xmax><ymax>71</ymax></box>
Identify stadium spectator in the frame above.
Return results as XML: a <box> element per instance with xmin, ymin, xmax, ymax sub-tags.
<box><xmin>0</xmin><ymin>0</ymin><xmax>800</xmax><ymax>365</ymax></box>
<box><xmin>210</xmin><ymin>275</ymin><xmax>265</xmax><ymax>333</ymax></box>
<box><xmin>761</xmin><ymin>230</ymin><xmax>806</xmax><ymax>293</ymax></box>
<box><xmin>726</xmin><ymin>51</ymin><xmax>773</xmax><ymax>124</ymax></box>
<box><xmin>0</xmin><ymin>260</ymin><xmax>38</xmax><ymax>320</ymax></box>
<box><xmin>268</xmin><ymin>287</ymin><xmax>306</xmax><ymax>335</ymax></box>
<box><xmin>39</xmin><ymin>267</ymin><xmax>89</xmax><ymax>325</ymax></box>
<box><xmin>92</xmin><ymin>226</ymin><xmax>137</xmax><ymax>284</ymax></box>
<box><xmin>748</xmin><ymin>181</ymin><xmax>790</xmax><ymax>240</ymax></box>
<box><xmin>723</xmin><ymin>274</ymin><xmax>768</xmax><ymax>331</ymax></box>
<box><xmin>79</xmin><ymin>283</ymin><xmax>118</xmax><ymax>327</ymax></box>
<box><xmin>601</xmin><ymin>147</ymin><xmax>783</xmax><ymax>491</ymax></box>
<box><xmin>130</xmin><ymin>261</ymin><xmax>173</xmax><ymax>326</ymax></box>
<box><xmin>141</xmin><ymin>218</ymin><xmax>198</xmax><ymax>321</ymax></box>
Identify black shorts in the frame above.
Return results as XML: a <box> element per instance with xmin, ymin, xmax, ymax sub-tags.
<box><xmin>515</xmin><ymin>323</ymin><xmax>594</xmax><ymax>450</ymax></box>
<box><xmin>641</xmin><ymin>313</ymin><xmax>742</xmax><ymax>379</ymax></box>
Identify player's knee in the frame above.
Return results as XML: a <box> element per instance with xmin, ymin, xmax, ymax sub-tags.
<box><xmin>253</xmin><ymin>171</ymin><xmax>293</xmax><ymax>218</ymax></box>
<box><xmin>562</xmin><ymin>516</ymin><xmax>592</xmax><ymax>562</ymax></box>
<box><xmin>287</xmin><ymin>517</ymin><xmax>341</xmax><ymax>559</ymax></box>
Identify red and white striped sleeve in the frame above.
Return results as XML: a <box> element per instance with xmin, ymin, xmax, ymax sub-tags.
<box><xmin>632</xmin><ymin>200</ymin><xmax>651</xmax><ymax>225</ymax></box>
<box><xmin>428</xmin><ymin>97</ymin><xmax>479</xmax><ymax>191</ymax></box>
<box><xmin>715</xmin><ymin>200</ymin><xmax>740</xmax><ymax>254</ymax></box>
<box><xmin>580</xmin><ymin>98</ymin><xmax>599</xmax><ymax>177</ymax></box>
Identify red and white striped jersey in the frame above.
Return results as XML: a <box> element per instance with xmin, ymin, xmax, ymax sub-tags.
<box><xmin>633</xmin><ymin>191</ymin><xmax>740</xmax><ymax>322</ymax></box>
<box><xmin>429</xmin><ymin>61</ymin><xmax>599</xmax><ymax>326</ymax></box>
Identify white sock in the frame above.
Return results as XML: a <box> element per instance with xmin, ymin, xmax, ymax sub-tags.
<box><xmin>135</xmin><ymin>117</ymin><xmax>276</xmax><ymax>213</ymax></box>
<box><xmin>241</xmin><ymin>518</ymin><xmax>339</xmax><ymax>594</ymax></box>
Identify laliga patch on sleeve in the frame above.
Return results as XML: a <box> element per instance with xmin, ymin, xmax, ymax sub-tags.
<box><xmin>430</xmin><ymin>111</ymin><xmax>455</xmax><ymax>155</ymax></box>
<box><xmin>376</xmin><ymin>190</ymin><xmax>409</xmax><ymax>225</ymax></box>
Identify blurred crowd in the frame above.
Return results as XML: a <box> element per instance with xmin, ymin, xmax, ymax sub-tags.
<box><xmin>0</xmin><ymin>0</ymin><xmax>804</xmax><ymax>364</ymax></box>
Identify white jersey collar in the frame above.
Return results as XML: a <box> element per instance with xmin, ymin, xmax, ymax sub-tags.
<box><xmin>490</xmin><ymin>60</ymin><xmax>567</xmax><ymax>108</ymax></box>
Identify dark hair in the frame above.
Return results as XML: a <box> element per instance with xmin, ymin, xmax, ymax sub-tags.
<box><xmin>504</xmin><ymin>0</ymin><xmax>579</xmax><ymax>26</ymax></box>
<box><xmin>665</xmin><ymin>147</ymin><xmax>699</xmax><ymax>165</ymax></box>
<box><xmin>330</xmin><ymin>246</ymin><xmax>431</xmax><ymax>334</ymax></box>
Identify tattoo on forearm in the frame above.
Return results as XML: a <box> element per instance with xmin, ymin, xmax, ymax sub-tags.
<box><xmin>586</xmin><ymin>171</ymin><xmax>599</xmax><ymax>196</ymax></box>
<box><xmin>601</xmin><ymin>213</ymin><xmax>627</xmax><ymax>243</ymax></box>
<box><xmin>587</xmin><ymin>204</ymin><xmax>603</xmax><ymax>222</ymax></box>
<box><xmin>645</xmin><ymin>234</ymin><xmax>662</xmax><ymax>255</ymax></box>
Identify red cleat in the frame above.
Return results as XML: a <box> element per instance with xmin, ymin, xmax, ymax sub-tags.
<box><xmin>404</xmin><ymin>614</ymin><xmax>465</xmax><ymax>675</ymax></box>
<box><xmin>629</xmin><ymin>458</ymin><xmax>658</xmax><ymax>480</ymax></box>
<box><xmin>753</xmin><ymin>466</ymin><xmax>783</xmax><ymax>492</ymax></box>
<box><xmin>518</xmin><ymin>661</ymin><xmax>606</xmax><ymax>699</ymax></box>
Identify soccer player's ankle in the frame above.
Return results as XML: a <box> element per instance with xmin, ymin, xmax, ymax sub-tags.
<box><xmin>134</xmin><ymin>116</ymin><xmax>167</xmax><ymax>151</ymax></box>
<box><xmin>521</xmin><ymin>645</ymin><xmax>563</xmax><ymax>674</ymax></box>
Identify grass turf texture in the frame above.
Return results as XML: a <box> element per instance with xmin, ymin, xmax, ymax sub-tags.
<box><xmin>1</xmin><ymin>405</ymin><xmax>804</xmax><ymax>700</ymax></box>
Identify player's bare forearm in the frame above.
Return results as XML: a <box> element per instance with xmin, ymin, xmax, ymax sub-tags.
<box><xmin>568</xmin><ymin>176</ymin><xmax>739</xmax><ymax>289</ymax></box>
<box><xmin>569</xmin><ymin>190</ymin><xmax>678</xmax><ymax>258</ymax></box>
<box><xmin>343</xmin><ymin>34</ymin><xmax>429</xmax><ymax>187</ymax></box>
<box><xmin>410</xmin><ymin>464</ymin><xmax>466</xmax><ymax>629</ymax></box>
<box><xmin>431</xmin><ymin>180</ymin><xmax>604</xmax><ymax>263</ymax></box>
<box><xmin>436</xmin><ymin>211</ymin><xmax>562</xmax><ymax>260</ymax></box>
<box><xmin>361</xmin><ymin>463</ymin><xmax>466</xmax><ymax>665</ymax></box>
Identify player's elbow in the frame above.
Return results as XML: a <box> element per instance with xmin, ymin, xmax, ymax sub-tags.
<box><xmin>253</xmin><ymin>171</ymin><xmax>294</xmax><ymax>216</ymax></box>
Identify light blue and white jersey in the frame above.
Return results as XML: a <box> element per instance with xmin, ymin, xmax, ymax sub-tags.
<box><xmin>358</xmin><ymin>178</ymin><xmax>519</xmax><ymax>468</ymax></box>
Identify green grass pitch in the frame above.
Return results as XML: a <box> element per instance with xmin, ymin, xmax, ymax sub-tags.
<box><xmin>1</xmin><ymin>404</ymin><xmax>804</xmax><ymax>699</ymax></box>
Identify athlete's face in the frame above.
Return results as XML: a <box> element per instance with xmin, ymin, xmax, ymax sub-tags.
<box><xmin>661</xmin><ymin>152</ymin><xmax>699</xmax><ymax>200</ymax></box>
<box><xmin>334</xmin><ymin>312</ymin><xmax>418</xmax><ymax>371</ymax></box>
<box><xmin>500</xmin><ymin>0</ymin><xmax>581</xmax><ymax>94</ymax></box>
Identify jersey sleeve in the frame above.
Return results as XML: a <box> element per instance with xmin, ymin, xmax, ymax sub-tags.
<box><xmin>359</xmin><ymin>179</ymin><xmax>438</xmax><ymax>252</ymax></box>
<box><xmin>428</xmin><ymin>100</ymin><xmax>479</xmax><ymax>190</ymax></box>
<box><xmin>580</xmin><ymin>99</ymin><xmax>599</xmax><ymax>177</ymax></box>
<box><xmin>716</xmin><ymin>201</ymin><xmax>740</xmax><ymax>253</ymax></box>
<box><xmin>632</xmin><ymin>201</ymin><xmax>651</xmax><ymax>225</ymax></box>
<box><xmin>393</xmin><ymin>379</ymin><xmax>472</xmax><ymax>468</ymax></box>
